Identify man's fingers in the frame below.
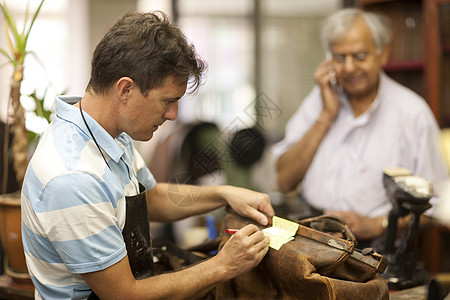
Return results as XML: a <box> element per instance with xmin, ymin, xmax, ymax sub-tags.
<box><xmin>257</xmin><ymin>236</ymin><xmax>271</xmax><ymax>253</ymax></box>
<box><xmin>238</xmin><ymin>224</ymin><xmax>259</xmax><ymax>235</ymax></box>
<box><xmin>235</xmin><ymin>225</ymin><xmax>268</xmax><ymax>248</ymax></box>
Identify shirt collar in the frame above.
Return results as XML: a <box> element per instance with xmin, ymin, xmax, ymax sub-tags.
<box><xmin>55</xmin><ymin>95</ymin><xmax>126</xmax><ymax>163</ymax></box>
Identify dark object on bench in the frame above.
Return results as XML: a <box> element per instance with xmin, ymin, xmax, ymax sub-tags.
<box><xmin>382</xmin><ymin>168</ymin><xmax>433</xmax><ymax>290</ymax></box>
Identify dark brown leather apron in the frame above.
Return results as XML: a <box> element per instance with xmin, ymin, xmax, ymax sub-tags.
<box><xmin>122</xmin><ymin>183</ymin><xmax>154</xmax><ymax>279</ymax></box>
<box><xmin>88</xmin><ymin>183</ymin><xmax>153</xmax><ymax>299</ymax></box>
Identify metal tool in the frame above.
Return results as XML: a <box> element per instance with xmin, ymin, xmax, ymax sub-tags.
<box><xmin>382</xmin><ymin>168</ymin><xmax>433</xmax><ymax>290</ymax></box>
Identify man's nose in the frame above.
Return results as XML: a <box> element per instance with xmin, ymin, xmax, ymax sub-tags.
<box><xmin>164</xmin><ymin>102</ymin><xmax>178</xmax><ymax>121</ymax></box>
<box><xmin>343</xmin><ymin>56</ymin><xmax>356</xmax><ymax>72</ymax></box>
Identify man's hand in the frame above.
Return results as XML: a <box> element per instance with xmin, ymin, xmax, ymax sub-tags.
<box><xmin>83</xmin><ymin>224</ymin><xmax>270</xmax><ymax>299</ymax></box>
<box><xmin>325</xmin><ymin>210</ymin><xmax>384</xmax><ymax>240</ymax></box>
<box><xmin>215</xmin><ymin>224</ymin><xmax>270</xmax><ymax>277</ymax></box>
<box><xmin>314</xmin><ymin>59</ymin><xmax>340</xmax><ymax>121</ymax></box>
<box><xmin>222</xmin><ymin>186</ymin><xmax>275</xmax><ymax>226</ymax></box>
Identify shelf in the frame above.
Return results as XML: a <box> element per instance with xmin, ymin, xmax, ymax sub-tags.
<box><xmin>444</xmin><ymin>46</ymin><xmax>450</xmax><ymax>54</ymax></box>
<box><xmin>358</xmin><ymin>0</ymin><xmax>398</xmax><ymax>4</ymax></box>
<box><xmin>384</xmin><ymin>60</ymin><xmax>424</xmax><ymax>72</ymax></box>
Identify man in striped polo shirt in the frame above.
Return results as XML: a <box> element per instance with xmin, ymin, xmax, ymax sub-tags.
<box><xmin>21</xmin><ymin>11</ymin><xmax>273</xmax><ymax>299</ymax></box>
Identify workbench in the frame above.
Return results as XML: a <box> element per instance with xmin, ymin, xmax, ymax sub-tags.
<box><xmin>0</xmin><ymin>275</ymin><xmax>34</xmax><ymax>300</ymax></box>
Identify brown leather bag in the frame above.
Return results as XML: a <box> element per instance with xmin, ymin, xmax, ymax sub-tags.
<box><xmin>216</xmin><ymin>209</ymin><xmax>389</xmax><ymax>300</ymax></box>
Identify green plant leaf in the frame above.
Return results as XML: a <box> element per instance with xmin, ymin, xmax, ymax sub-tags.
<box><xmin>23</xmin><ymin>0</ymin><xmax>30</xmax><ymax>37</ymax></box>
<box><xmin>24</xmin><ymin>0</ymin><xmax>45</xmax><ymax>51</ymax></box>
<box><xmin>0</xmin><ymin>48</ymin><xmax>14</xmax><ymax>65</ymax></box>
<box><xmin>0</xmin><ymin>2</ymin><xmax>22</xmax><ymax>53</ymax></box>
<box><xmin>0</xmin><ymin>0</ymin><xmax>45</xmax><ymax>64</ymax></box>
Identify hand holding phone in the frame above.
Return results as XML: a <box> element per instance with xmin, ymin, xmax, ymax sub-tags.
<box><xmin>316</xmin><ymin>53</ymin><xmax>341</xmax><ymax>121</ymax></box>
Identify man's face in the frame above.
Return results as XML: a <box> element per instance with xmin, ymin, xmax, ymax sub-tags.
<box><xmin>124</xmin><ymin>75</ymin><xmax>186</xmax><ymax>141</ymax></box>
<box><xmin>330</xmin><ymin>17</ymin><xmax>389</xmax><ymax>100</ymax></box>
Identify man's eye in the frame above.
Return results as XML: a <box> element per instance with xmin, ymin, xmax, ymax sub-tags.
<box><xmin>333</xmin><ymin>55</ymin><xmax>345</xmax><ymax>63</ymax></box>
<box><xmin>354</xmin><ymin>53</ymin><xmax>367</xmax><ymax>61</ymax></box>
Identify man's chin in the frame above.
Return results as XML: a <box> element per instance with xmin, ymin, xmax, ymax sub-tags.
<box><xmin>344</xmin><ymin>86</ymin><xmax>369</xmax><ymax>98</ymax></box>
<box><xmin>133</xmin><ymin>132</ymin><xmax>154</xmax><ymax>142</ymax></box>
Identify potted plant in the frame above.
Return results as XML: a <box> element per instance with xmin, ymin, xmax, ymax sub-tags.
<box><xmin>0</xmin><ymin>0</ymin><xmax>45</xmax><ymax>284</ymax></box>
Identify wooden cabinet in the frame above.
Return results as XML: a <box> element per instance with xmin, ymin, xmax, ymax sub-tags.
<box><xmin>423</xmin><ymin>0</ymin><xmax>450</xmax><ymax>274</ymax></box>
<box><xmin>357</xmin><ymin>0</ymin><xmax>450</xmax><ymax>128</ymax></box>
<box><xmin>425</xmin><ymin>0</ymin><xmax>450</xmax><ymax>127</ymax></box>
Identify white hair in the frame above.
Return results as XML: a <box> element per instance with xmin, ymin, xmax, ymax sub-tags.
<box><xmin>321</xmin><ymin>8</ymin><xmax>392</xmax><ymax>55</ymax></box>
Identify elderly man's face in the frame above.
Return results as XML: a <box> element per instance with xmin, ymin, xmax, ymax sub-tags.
<box><xmin>330</xmin><ymin>17</ymin><xmax>389</xmax><ymax>101</ymax></box>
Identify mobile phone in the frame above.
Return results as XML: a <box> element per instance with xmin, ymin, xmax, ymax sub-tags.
<box><xmin>328</xmin><ymin>69</ymin><xmax>338</xmax><ymax>91</ymax></box>
<box><xmin>325</xmin><ymin>52</ymin><xmax>338</xmax><ymax>91</ymax></box>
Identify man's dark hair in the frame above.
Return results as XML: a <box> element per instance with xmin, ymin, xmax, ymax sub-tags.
<box><xmin>87</xmin><ymin>11</ymin><xmax>206</xmax><ymax>95</ymax></box>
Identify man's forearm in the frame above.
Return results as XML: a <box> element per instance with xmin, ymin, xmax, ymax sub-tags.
<box><xmin>277</xmin><ymin>113</ymin><xmax>331</xmax><ymax>193</ymax></box>
<box><xmin>84</xmin><ymin>253</ymin><xmax>232</xmax><ymax>300</ymax></box>
<box><xmin>135</xmin><ymin>255</ymin><xmax>230</xmax><ymax>300</ymax></box>
<box><xmin>147</xmin><ymin>183</ymin><xmax>226</xmax><ymax>222</ymax></box>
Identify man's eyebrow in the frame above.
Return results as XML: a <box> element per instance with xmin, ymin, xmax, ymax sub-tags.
<box><xmin>333</xmin><ymin>50</ymin><xmax>368</xmax><ymax>54</ymax></box>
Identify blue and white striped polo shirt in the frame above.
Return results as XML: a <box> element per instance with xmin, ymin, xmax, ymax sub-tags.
<box><xmin>21</xmin><ymin>96</ymin><xmax>156</xmax><ymax>299</ymax></box>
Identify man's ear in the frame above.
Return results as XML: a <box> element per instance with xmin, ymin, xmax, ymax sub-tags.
<box><xmin>380</xmin><ymin>44</ymin><xmax>391</xmax><ymax>67</ymax></box>
<box><xmin>116</xmin><ymin>77</ymin><xmax>135</xmax><ymax>103</ymax></box>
